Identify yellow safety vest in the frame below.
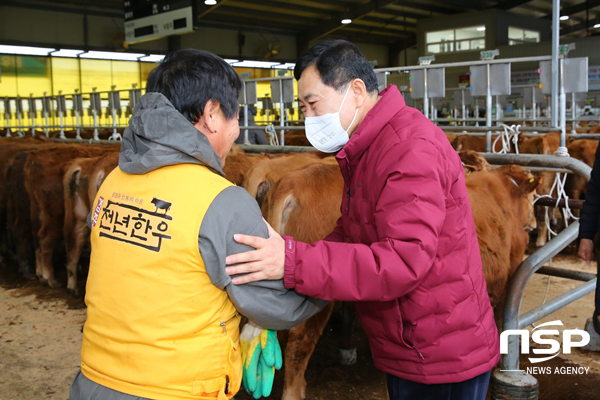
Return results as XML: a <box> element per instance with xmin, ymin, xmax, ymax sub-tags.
<box><xmin>81</xmin><ymin>164</ymin><xmax>241</xmax><ymax>400</ymax></box>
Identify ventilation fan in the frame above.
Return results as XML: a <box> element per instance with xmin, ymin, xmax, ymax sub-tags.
<box><xmin>258</xmin><ymin>41</ymin><xmax>283</xmax><ymax>60</ymax></box>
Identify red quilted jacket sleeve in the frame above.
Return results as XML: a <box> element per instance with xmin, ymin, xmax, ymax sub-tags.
<box><xmin>283</xmin><ymin>139</ymin><xmax>447</xmax><ymax>302</ymax></box>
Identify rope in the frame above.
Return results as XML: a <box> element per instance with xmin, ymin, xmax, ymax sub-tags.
<box><xmin>532</xmin><ymin>146</ymin><xmax>578</xmax><ymax>232</ymax></box>
<box><xmin>266</xmin><ymin>124</ymin><xmax>279</xmax><ymax>146</ymax></box>
<box><xmin>492</xmin><ymin>124</ymin><xmax>521</xmax><ymax>154</ymax></box>
<box><xmin>528</xmin><ymin>145</ymin><xmax>576</xmax><ymax>327</ymax></box>
<box><xmin>108</xmin><ymin>132</ymin><xmax>122</xmax><ymax>141</ymax></box>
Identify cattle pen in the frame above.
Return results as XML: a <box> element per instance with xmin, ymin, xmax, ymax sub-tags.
<box><xmin>4</xmin><ymin>9</ymin><xmax>600</xmax><ymax>397</ymax></box>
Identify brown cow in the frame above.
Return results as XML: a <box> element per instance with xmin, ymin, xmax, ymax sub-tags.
<box><xmin>222</xmin><ymin>153</ymin><xmax>268</xmax><ymax>186</ymax></box>
<box><xmin>24</xmin><ymin>144</ymin><xmax>120</xmax><ymax>288</ymax></box>
<box><xmin>467</xmin><ymin>165</ymin><xmax>542</xmax><ymax>325</ymax></box>
<box><xmin>261</xmin><ymin>161</ymin><xmax>343</xmax><ymax>400</ymax></box>
<box><xmin>265</xmin><ymin>129</ymin><xmax>311</xmax><ymax>147</ymax></box>
<box><xmin>567</xmin><ymin>139</ymin><xmax>599</xmax><ymax>202</ymax></box>
<box><xmin>458</xmin><ymin>150</ymin><xmax>492</xmax><ymax>175</ymax></box>
<box><xmin>519</xmin><ymin>133</ymin><xmax>570</xmax><ymax>247</ymax></box>
<box><xmin>63</xmin><ymin>152</ymin><xmax>119</xmax><ymax>296</ymax></box>
<box><xmin>589</xmin><ymin>125</ymin><xmax>600</xmax><ymax>134</ymax></box>
<box><xmin>451</xmin><ymin>135</ymin><xmax>487</xmax><ymax>152</ymax></box>
<box><xmin>451</xmin><ymin>134</ymin><xmax>525</xmax><ymax>153</ymax></box>
<box><xmin>242</xmin><ymin>152</ymin><xmax>327</xmax><ymax>207</ymax></box>
<box><xmin>228</xmin><ymin>143</ymin><xmax>245</xmax><ymax>156</ymax></box>
<box><xmin>1</xmin><ymin>139</ymin><xmax>57</xmax><ymax>275</ymax></box>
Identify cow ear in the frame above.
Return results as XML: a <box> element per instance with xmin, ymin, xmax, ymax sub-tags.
<box><xmin>521</xmin><ymin>176</ymin><xmax>543</xmax><ymax>194</ymax></box>
<box><xmin>464</xmin><ymin>165</ymin><xmax>477</xmax><ymax>175</ymax></box>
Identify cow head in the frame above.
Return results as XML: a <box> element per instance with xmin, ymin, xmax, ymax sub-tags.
<box><xmin>459</xmin><ymin>150</ymin><xmax>493</xmax><ymax>175</ymax></box>
<box><xmin>496</xmin><ymin>165</ymin><xmax>543</xmax><ymax>231</ymax></box>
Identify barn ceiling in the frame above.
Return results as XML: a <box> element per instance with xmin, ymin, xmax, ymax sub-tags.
<box><xmin>3</xmin><ymin>0</ymin><xmax>600</xmax><ymax>51</ymax></box>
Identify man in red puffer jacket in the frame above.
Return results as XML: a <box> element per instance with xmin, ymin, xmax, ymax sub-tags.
<box><xmin>225</xmin><ymin>40</ymin><xmax>500</xmax><ymax>400</ymax></box>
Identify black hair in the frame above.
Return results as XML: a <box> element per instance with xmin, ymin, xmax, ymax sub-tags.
<box><xmin>146</xmin><ymin>49</ymin><xmax>242</xmax><ymax>123</ymax></box>
<box><xmin>294</xmin><ymin>40</ymin><xmax>378</xmax><ymax>94</ymax></box>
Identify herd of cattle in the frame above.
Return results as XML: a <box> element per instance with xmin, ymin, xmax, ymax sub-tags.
<box><xmin>0</xmin><ymin>128</ymin><xmax>598</xmax><ymax>400</ymax></box>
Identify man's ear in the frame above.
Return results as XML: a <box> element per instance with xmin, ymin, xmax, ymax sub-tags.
<box><xmin>352</xmin><ymin>79</ymin><xmax>368</xmax><ymax>108</ymax></box>
<box><xmin>201</xmin><ymin>100</ymin><xmax>221</xmax><ymax>134</ymax></box>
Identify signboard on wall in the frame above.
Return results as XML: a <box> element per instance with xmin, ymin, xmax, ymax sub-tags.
<box><xmin>124</xmin><ymin>0</ymin><xmax>196</xmax><ymax>45</ymax></box>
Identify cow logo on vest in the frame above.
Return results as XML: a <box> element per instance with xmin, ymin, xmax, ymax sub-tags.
<box><xmin>500</xmin><ymin>320</ymin><xmax>591</xmax><ymax>375</ymax></box>
<box><xmin>95</xmin><ymin>195</ymin><xmax>173</xmax><ymax>252</ymax></box>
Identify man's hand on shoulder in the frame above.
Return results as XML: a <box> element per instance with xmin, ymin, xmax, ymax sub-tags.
<box><xmin>225</xmin><ymin>219</ymin><xmax>285</xmax><ymax>284</ymax></box>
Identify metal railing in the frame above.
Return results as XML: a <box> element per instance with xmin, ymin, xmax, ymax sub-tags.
<box><xmin>482</xmin><ymin>153</ymin><xmax>594</xmax><ymax>399</ymax></box>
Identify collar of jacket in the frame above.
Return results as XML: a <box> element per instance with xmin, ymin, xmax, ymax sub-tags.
<box><xmin>119</xmin><ymin>92</ymin><xmax>225</xmax><ymax>177</ymax></box>
<box><xmin>336</xmin><ymin>85</ymin><xmax>406</xmax><ymax>168</ymax></box>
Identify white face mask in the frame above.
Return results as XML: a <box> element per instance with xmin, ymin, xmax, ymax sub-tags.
<box><xmin>305</xmin><ymin>84</ymin><xmax>359</xmax><ymax>153</ymax></box>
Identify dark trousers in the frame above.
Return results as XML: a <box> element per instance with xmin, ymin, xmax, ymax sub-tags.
<box><xmin>594</xmin><ymin>254</ymin><xmax>600</xmax><ymax>332</ymax></box>
<box><xmin>387</xmin><ymin>370</ymin><xmax>492</xmax><ymax>400</ymax></box>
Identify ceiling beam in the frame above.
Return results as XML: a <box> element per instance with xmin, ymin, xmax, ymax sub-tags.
<box><xmin>542</xmin><ymin>0</ymin><xmax>600</xmax><ymax>19</ymax></box>
<box><xmin>427</xmin><ymin>0</ymin><xmax>488</xmax><ymax>11</ymax></box>
<box><xmin>560</xmin><ymin>20</ymin><xmax>591</xmax><ymax>35</ymax></box>
<box><xmin>486</xmin><ymin>0</ymin><xmax>535</xmax><ymax>11</ymax></box>
<box><xmin>360</xmin><ymin>16</ymin><xmax>417</xmax><ymax>30</ymax></box>
<box><xmin>386</xmin><ymin>1</ymin><xmax>462</xmax><ymax>16</ymax></box>
<box><xmin>198</xmin><ymin>18</ymin><xmax>300</xmax><ymax>35</ymax></box>
<box><xmin>340</xmin><ymin>25</ymin><xmax>411</xmax><ymax>38</ymax></box>
<box><xmin>302</xmin><ymin>0</ymin><xmax>401</xmax><ymax>43</ymax></box>
<box><xmin>327</xmin><ymin>31</ymin><xmax>401</xmax><ymax>45</ymax></box>
<box><xmin>212</xmin><ymin>5</ymin><xmax>319</xmax><ymax>26</ymax></box>
<box><xmin>204</xmin><ymin>12</ymin><xmax>304</xmax><ymax>33</ymax></box>
<box><xmin>0</xmin><ymin>0</ymin><xmax>122</xmax><ymax>18</ymax></box>
<box><xmin>368</xmin><ymin>9</ymin><xmax>429</xmax><ymax>21</ymax></box>
<box><xmin>227</xmin><ymin>0</ymin><xmax>334</xmax><ymax>17</ymax></box>
<box><xmin>198</xmin><ymin>0</ymin><xmax>233</xmax><ymax>19</ymax></box>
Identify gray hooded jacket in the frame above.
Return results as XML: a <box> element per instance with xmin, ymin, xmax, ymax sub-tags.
<box><xmin>92</xmin><ymin>92</ymin><xmax>327</xmax><ymax>330</ymax></box>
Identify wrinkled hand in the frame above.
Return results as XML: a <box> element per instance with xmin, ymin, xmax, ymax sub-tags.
<box><xmin>240</xmin><ymin>322</ymin><xmax>283</xmax><ymax>399</ymax></box>
<box><xmin>225</xmin><ymin>219</ymin><xmax>285</xmax><ymax>284</ymax></box>
<box><xmin>579</xmin><ymin>238</ymin><xmax>595</xmax><ymax>264</ymax></box>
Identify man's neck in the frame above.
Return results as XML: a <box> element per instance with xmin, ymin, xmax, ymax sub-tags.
<box><xmin>348</xmin><ymin>94</ymin><xmax>381</xmax><ymax>138</ymax></box>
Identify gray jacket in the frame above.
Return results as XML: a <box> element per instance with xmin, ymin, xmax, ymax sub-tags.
<box><xmin>95</xmin><ymin>92</ymin><xmax>327</xmax><ymax>330</ymax></box>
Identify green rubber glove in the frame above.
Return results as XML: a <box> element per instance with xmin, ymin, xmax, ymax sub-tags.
<box><xmin>240</xmin><ymin>322</ymin><xmax>283</xmax><ymax>398</ymax></box>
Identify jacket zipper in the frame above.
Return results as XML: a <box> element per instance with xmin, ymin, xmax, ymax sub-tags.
<box><xmin>408</xmin><ymin>342</ymin><xmax>425</xmax><ymax>360</ymax></box>
<box><xmin>220</xmin><ymin>312</ymin><xmax>240</xmax><ymax>335</ymax></box>
<box><xmin>346</xmin><ymin>187</ymin><xmax>350</xmax><ymax>214</ymax></box>
<box><xmin>345</xmin><ymin>160</ymin><xmax>352</xmax><ymax>215</ymax></box>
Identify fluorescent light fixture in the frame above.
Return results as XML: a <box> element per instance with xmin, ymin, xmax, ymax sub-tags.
<box><xmin>595</xmin><ymin>23</ymin><xmax>600</xmax><ymax>28</ymax></box>
<box><xmin>477</xmin><ymin>27</ymin><xmax>486</xmax><ymax>31</ymax></box>
<box><xmin>139</xmin><ymin>54</ymin><xmax>165</xmax><ymax>62</ymax></box>
<box><xmin>0</xmin><ymin>44</ymin><xmax>55</xmax><ymax>56</ymax></box>
<box><xmin>80</xmin><ymin>51</ymin><xmax>145</xmax><ymax>61</ymax></box>
<box><xmin>205</xmin><ymin>0</ymin><xmax>217</xmax><ymax>4</ymax></box>
<box><xmin>232</xmin><ymin>60</ymin><xmax>281</xmax><ymax>68</ymax></box>
<box><xmin>341</xmin><ymin>18</ymin><xmax>352</xmax><ymax>24</ymax></box>
<box><xmin>273</xmin><ymin>63</ymin><xmax>296</xmax><ymax>69</ymax></box>
<box><xmin>224</xmin><ymin>58</ymin><xmax>239</xmax><ymax>64</ymax></box>
<box><xmin>51</xmin><ymin>49</ymin><xmax>85</xmax><ymax>58</ymax></box>
<box><xmin>560</xmin><ymin>15</ymin><xmax>569</xmax><ymax>20</ymax></box>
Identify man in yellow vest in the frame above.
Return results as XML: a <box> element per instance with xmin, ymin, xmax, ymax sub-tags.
<box><xmin>69</xmin><ymin>49</ymin><xmax>327</xmax><ymax>400</ymax></box>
